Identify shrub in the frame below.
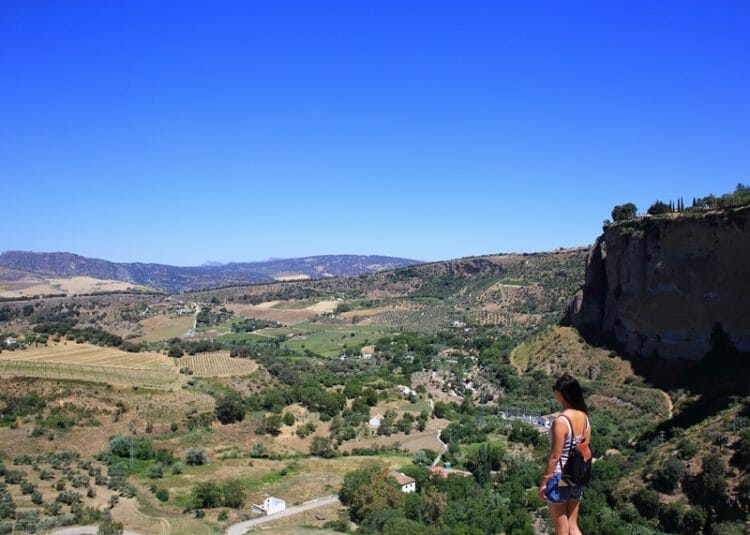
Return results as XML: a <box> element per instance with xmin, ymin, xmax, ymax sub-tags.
<box><xmin>148</xmin><ymin>463</ymin><xmax>164</xmax><ymax>479</ymax></box>
<box><xmin>31</xmin><ymin>490</ymin><xmax>43</xmax><ymax>504</ymax></box>
<box><xmin>109</xmin><ymin>435</ymin><xmax>154</xmax><ymax>460</ymax></box>
<box><xmin>4</xmin><ymin>470</ymin><xmax>24</xmax><ymax>485</ymax></box>
<box><xmin>155</xmin><ymin>488</ymin><xmax>169</xmax><ymax>502</ymax></box>
<box><xmin>171</xmin><ymin>462</ymin><xmax>184</xmax><ymax>475</ymax></box>
<box><xmin>186</xmin><ymin>448</ymin><xmax>208</xmax><ymax>466</ymax></box>
<box><xmin>170</xmin><ymin>422</ymin><xmax>179</xmax><ymax>432</ymax></box>
<box><xmin>218</xmin><ymin>510</ymin><xmax>228</xmax><ymax>521</ymax></box>
<box><xmin>651</xmin><ymin>457</ymin><xmax>685</xmax><ymax>493</ymax></box>
<box><xmin>20</xmin><ymin>481</ymin><xmax>35</xmax><ymax>495</ymax></box>
<box><xmin>633</xmin><ymin>488</ymin><xmax>660</xmax><ymax>519</ymax></box>
<box><xmin>192</xmin><ymin>481</ymin><xmax>221</xmax><ymax>509</ymax></box>
<box><xmin>56</xmin><ymin>490</ymin><xmax>82</xmax><ymax>505</ymax></box>
<box><xmin>249</xmin><ymin>443</ymin><xmax>268</xmax><ymax>459</ymax></box>
<box><xmin>215</xmin><ymin>392</ymin><xmax>246</xmax><ymax>424</ymax></box>
<box><xmin>98</xmin><ymin>513</ymin><xmax>125</xmax><ymax>535</ymax></box>
<box><xmin>12</xmin><ymin>454</ymin><xmax>32</xmax><ymax>465</ymax></box>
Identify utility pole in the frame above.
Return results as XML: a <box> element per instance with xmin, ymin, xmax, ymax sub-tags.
<box><xmin>128</xmin><ymin>420</ymin><xmax>136</xmax><ymax>471</ymax></box>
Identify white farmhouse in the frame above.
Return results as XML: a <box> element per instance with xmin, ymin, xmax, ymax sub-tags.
<box><xmin>368</xmin><ymin>414</ymin><xmax>383</xmax><ymax>428</ymax></box>
<box><xmin>390</xmin><ymin>471</ymin><xmax>416</xmax><ymax>493</ymax></box>
<box><xmin>251</xmin><ymin>496</ymin><xmax>286</xmax><ymax>515</ymax></box>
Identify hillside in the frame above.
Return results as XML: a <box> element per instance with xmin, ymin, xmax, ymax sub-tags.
<box><xmin>0</xmin><ymin>251</ymin><xmax>421</xmax><ymax>293</ymax></box>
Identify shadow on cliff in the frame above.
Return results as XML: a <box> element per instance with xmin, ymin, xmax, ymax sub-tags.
<box><xmin>636</xmin><ymin>324</ymin><xmax>750</xmax><ymax>444</ymax></box>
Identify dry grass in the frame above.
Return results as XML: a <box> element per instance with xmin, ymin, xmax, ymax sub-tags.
<box><xmin>226</xmin><ymin>304</ymin><xmax>319</xmax><ymax>325</ymax></box>
<box><xmin>180</xmin><ymin>352</ymin><xmax>258</xmax><ymax>377</ymax></box>
<box><xmin>0</xmin><ymin>275</ymin><xmax>139</xmax><ymax>298</ymax></box>
<box><xmin>138</xmin><ymin>314</ymin><xmax>195</xmax><ymax>342</ymax></box>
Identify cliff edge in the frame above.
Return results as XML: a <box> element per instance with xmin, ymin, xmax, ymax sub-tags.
<box><xmin>564</xmin><ymin>205</ymin><xmax>750</xmax><ymax>360</ymax></box>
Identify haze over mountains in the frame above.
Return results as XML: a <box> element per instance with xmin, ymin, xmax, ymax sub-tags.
<box><xmin>0</xmin><ymin>251</ymin><xmax>421</xmax><ymax>293</ymax></box>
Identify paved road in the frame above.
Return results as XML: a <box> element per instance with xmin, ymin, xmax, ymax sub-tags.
<box><xmin>49</xmin><ymin>526</ymin><xmax>143</xmax><ymax>535</ymax></box>
<box><xmin>225</xmin><ymin>495</ymin><xmax>340</xmax><ymax>535</ymax></box>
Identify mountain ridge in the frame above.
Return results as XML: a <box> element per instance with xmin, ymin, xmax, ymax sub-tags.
<box><xmin>0</xmin><ymin>250</ymin><xmax>422</xmax><ymax>293</ymax></box>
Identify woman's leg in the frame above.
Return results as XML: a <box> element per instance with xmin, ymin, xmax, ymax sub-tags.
<box><xmin>566</xmin><ymin>499</ymin><xmax>582</xmax><ymax>535</ymax></box>
<box><xmin>548</xmin><ymin>502</ymin><xmax>570</xmax><ymax>535</ymax></box>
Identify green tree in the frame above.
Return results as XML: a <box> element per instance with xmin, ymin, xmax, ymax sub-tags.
<box><xmin>283</xmin><ymin>412</ymin><xmax>296</xmax><ymax>426</ymax></box>
<box><xmin>651</xmin><ymin>457</ymin><xmax>685</xmax><ymax>493</ymax></box>
<box><xmin>310</xmin><ymin>437</ymin><xmax>337</xmax><ymax>458</ymax></box>
<box><xmin>167</xmin><ymin>345</ymin><xmax>184</xmax><ymax>358</ymax></box>
<box><xmin>611</xmin><ymin>203</ymin><xmax>638</xmax><ymax>222</ymax></box>
<box><xmin>647</xmin><ymin>200</ymin><xmax>671</xmax><ymax>215</ymax></box>
<box><xmin>262</xmin><ymin>414</ymin><xmax>283</xmax><ymax>436</ymax></box>
<box><xmin>192</xmin><ymin>481</ymin><xmax>221</xmax><ymax>509</ymax></box>
<box><xmin>220</xmin><ymin>479</ymin><xmax>245</xmax><ymax>509</ymax></box>
<box><xmin>420</xmin><ymin>486</ymin><xmax>447</xmax><ymax>526</ymax></box>
<box><xmin>215</xmin><ymin>392</ymin><xmax>245</xmax><ymax>424</ymax></box>
<box><xmin>682</xmin><ymin>506</ymin><xmax>706</xmax><ymax>534</ymax></box>
<box><xmin>349</xmin><ymin>468</ymin><xmax>405</xmax><ymax>523</ymax></box>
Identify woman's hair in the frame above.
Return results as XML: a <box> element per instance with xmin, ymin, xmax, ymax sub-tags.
<box><xmin>554</xmin><ymin>373</ymin><xmax>588</xmax><ymax>413</ymax></box>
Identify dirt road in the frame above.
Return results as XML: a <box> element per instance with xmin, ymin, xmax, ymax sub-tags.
<box><xmin>50</xmin><ymin>527</ymin><xmax>143</xmax><ymax>535</ymax></box>
<box><xmin>225</xmin><ymin>495</ymin><xmax>340</xmax><ymax>535</ymax></box>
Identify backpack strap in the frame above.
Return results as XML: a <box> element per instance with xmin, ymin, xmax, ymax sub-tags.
<box><xmin>557</xmin><ymin>414</ymin><xmax>576</xmax><ymax>473</ymax></box>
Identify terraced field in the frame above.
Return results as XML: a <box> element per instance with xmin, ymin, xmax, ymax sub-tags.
<box><xmin>0</xmin><ymin>342</ymin><xmax>179</xmax><ymax>388</ymax></box>
<box><xmin>179</xmin><ymin>352</ymin><xmax>258</xmax><ymax>377</ymax></box>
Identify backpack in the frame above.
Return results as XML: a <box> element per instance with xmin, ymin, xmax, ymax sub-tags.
<box><xmin>558</xmin><ymin>414</ymin><xmax>593</xmax><ymax>486</ymax></box>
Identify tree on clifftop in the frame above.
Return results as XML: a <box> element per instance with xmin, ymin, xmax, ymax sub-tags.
<box><xmin>611</xmin><ymin>203</ymin><xmax>638</xmax><ymax>222</ymax></box>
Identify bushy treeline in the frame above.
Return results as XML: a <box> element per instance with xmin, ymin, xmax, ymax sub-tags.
<box><xmin>334</xmin><ymin>463</ymin><xmax>535</xmax><ymax>535</ymax></box>
<box><xmin>32</xmin><ymin>321</ymin><xmax>122</xmax><ymax>347</ymax></box>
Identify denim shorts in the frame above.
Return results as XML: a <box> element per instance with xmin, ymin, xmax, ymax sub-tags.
<box><xmin>545</xmin><ymin>474</ymin><xmax>583</xmax><ymax>504</ymax></box>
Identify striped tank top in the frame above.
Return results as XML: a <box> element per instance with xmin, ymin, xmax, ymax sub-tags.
<box><xmin>549</xmin><ymin>412</ymin><xmax>589</xmax><ymax>476</ymax></box>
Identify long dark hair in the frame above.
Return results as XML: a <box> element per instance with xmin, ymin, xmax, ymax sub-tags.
<box><xmin>554</xmin><ymin>373</ymin><xmax>588</xmax><ymax>413</ymax></box>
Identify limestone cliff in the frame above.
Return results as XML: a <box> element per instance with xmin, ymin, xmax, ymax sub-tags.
<box><xmin>565</xmin><ymin>205</ymin><xmax>750</xmax><ymax>360</ymax></box>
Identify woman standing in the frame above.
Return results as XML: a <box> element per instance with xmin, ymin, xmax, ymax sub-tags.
<box><xmin>538</xmin><ymin>373</ymin><xmax>591</xmax><ymax>535</ymax></box>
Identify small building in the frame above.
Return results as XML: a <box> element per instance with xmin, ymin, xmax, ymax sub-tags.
<box><xmin>390</xmin><ymin>471</ymin><xmax>416</xmax><ymax>493</ymax></box>
<box><xmin>252</xmin><ymin>496</ymin><xmax>286</xmax><ymax>516</ymax></box>
<box><xmin>368</xmin><ymin>414</ymin><xmax>383</xmax><ymax>428</ymax></box>
<box><xmin>397</xmin><ymin>385</ymin><xmax>414</xmax><ymax>397</ymax></box>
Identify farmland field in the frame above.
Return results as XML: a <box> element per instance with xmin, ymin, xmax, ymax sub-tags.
<box><xmin>139</xmin><ymin>313</ymin><xmax>195</xmax><ymax>341</ymax></box>
<box><xmin>180</xmin><ymin>352</ymin><xmax>258</xmax><ymax>377</ymax></box>
<box><xmin>281</xmin><ymin>322</ymin><xmax>393</xmax><ymax>357</ymax></box>
<box><xmin>5</xmin><ymin>342</ymin><xmax>171</xmax><ymax>368</ymax></box>
<box><xmin>0</xmin><ymin>342</ymin><xmax>179</xmax><ymax>388</ymax></box>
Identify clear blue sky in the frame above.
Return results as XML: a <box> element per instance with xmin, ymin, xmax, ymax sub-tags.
<box><xmin>1</xmin><ymin>1</ymin><xmax>748</xmax><ymax>266</ymax></box>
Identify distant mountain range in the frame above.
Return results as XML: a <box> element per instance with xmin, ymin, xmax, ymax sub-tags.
<box><xmin>0</xmin><ymin>251</ymin><xmax>422</xmax><ymax>293</ymax></box>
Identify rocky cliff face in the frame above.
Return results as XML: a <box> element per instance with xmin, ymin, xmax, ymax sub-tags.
<box><xmin>565</xmin><ymin>206</ymin><xmax>750</xmax><ymax>360</ymax></box>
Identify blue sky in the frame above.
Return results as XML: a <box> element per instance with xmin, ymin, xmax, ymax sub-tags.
<box><xmin>1</xmin><ymin>1</ymin><xmax>748</xmax><ymax>265</ymax></box>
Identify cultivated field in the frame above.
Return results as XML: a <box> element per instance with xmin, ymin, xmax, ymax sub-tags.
<box><xmin>179</xmin><ymin>352</ymin><xmax>258</xmax><ymax>377</ymax></box>
<box><xmin>0</xmin><ymin>342</ymin><xmax>179</xmax><ymax>388</ymax></box>
<box><xmin>226</xmin><ymin>299</ymin><xmax>337</xmax><ymax>326</ymax></box>
<box><xmin>138</xmin><ymin>314</ymin><xmax>195</xmax><ymax>342</ymax></box>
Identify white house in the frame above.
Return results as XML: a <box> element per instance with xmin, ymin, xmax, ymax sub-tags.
<box><xmin>397</xmin><ymin>385</ymin><xmax>414</xmax><ymax>397</ymax></box>
<box><xmin>390</xmin><ymin>471</ymin><xmax>416</xmax><ymax>493</ymax></box>
<box><xmin>252</xmin><ymin>496</ymin><xmax>286</xmax><ymax>515</ymax></box>
<box><xmin>368</xmin><ymin>414</ymin><xmax>383</xmax><ymax>428</ymax></box>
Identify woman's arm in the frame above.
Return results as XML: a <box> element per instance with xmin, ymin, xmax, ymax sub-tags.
<box><xmin>538</xmin><ymin>417</ymin><xmax>567</xmax><ymax>498</ymax></box>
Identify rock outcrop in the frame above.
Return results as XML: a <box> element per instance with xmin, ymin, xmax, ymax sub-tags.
<box><xmin>565</xmin><ymin>206</ymin><xmax>750</xmax><ymax>360</ymax></box>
